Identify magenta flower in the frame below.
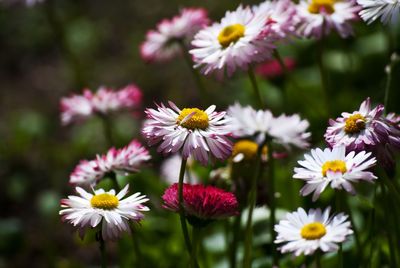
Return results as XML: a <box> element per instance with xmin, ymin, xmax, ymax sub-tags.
<box><xmin>70</xmin><ymin>140</ymin><xmax>151</xmax><ymax>186</ymax></box>
<box><xmin>255</xmin><ymin>58</ymin><xmax>296</xmax><ymax>79</ymax></box>
<box><xmin>162</xmin><ymin>183</ymin><xmax>238</xmax><ymax>224</ymax></box>
<box><xmin>140</xmin><ymin>8</ymin><xmax>209</xmax><ymax>63</ymax></box>
<box><xmin>60</xmin><ymin>84</ymin><xmax>142</xmax><ymax>125</ymax></box>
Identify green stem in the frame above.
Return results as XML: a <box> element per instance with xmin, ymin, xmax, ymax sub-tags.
<box><xmin>317</xmin><ymin>38</ymin><xmax>331</xmax><ymax>116</ymax></box>
<box><xmin>267</xmin><ymin>142</ymin><xmax>278</xmax><ymax>266</ymax></box>
<box><xmin>178</xmin><ymin>158</ymin><xmax>199</xmax><ymax>268</ymax></box>
<box><xmin>97</xmin><ymin>229</ymin><xmax>107</xmax><ymax>268</ymax></box>
<box><xmin>43</xmin><ymin>0</ymin><xmax>86</xmax><ymax>89</ymax></box>
<box><xmin>343</xmin><ymin>195</ymin><xmax>361</xmax><ymax>262</ymax></box>
<box><xmin>273</xmin><ymin>50</ymin><xmax>288</xmax><ymax>107</ymax></box>
<box><xmin>365</xmin><ymin>185</ymin><xmax>377</xmax><ymax>268</ymax></box>
<box><xmin>129</xmin><ymin>224</ymin><xmax>142</xmax><ymax>267</ymax></box>
<box><xmin>338</xmin><ymin>245</ymin><xmax>343</xmax><ymax>268</ymax></box>
<box><xmin>192</xmin><ymin>227</ymin><xmax>201</xmax><ymax>267</ymax></box>
<box><xmin>242</xmin><ymin>142</ymin><xmax>264</xmax><ymax>268</ymax></box>
<box><xmin>99</xmin><ymin>114</ymin><xmax>114</xmax><ymax>147</ymax></box>
<box><xmin>248</xmin><ymin>66</ymin><xmax>264</xmax><ymax>109</ymax></box>
<box><xmin>384</xmin><ymin>53</ymin><xmax>399</xmax><ymax>111</ymax></box>
<box><xmin>316</xmin><ymin>251</ymin><xmax>322</xmax><ymax>268</ymax></box>
<box><xmin>229</xmin><ymin>211</ymin><xmax>242</xmax><ymax>268</ymax></box>
<box><xmin>179</xmin><ymin>42</ymin><xmax>209</xmax><ymax>104</ymax></box>
<box><xmin>109</xmin><ymin>172</ymin><xmax>120</xmax><ymax>192</ymax></box>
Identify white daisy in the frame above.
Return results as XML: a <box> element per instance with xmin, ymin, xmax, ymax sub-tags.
<box><xmin>357</xmin><ymin>0</ymin><xmax>400</xmax><ymax>24</ymax></box>
<box><xmin>275</xmin><ymin>207</ymin><xmax>353</xmax><ymax>256</ymax></box>
<box><xmin>296</xmin><ymin>0</ymin><xmax>361</xmax><ymax>39</ymax></box>
<box><xmin>142</xmin><ymin>101</ymin><xmax>232</xmax><ymax>165</ymax></box>
<box><xmin>294</xmin><ymin>146</ymin><xmax>377</xmax><ymax>201</ymax></box>
<box><xmin>60</xmin><ymin>185</ymin><xmax>149</xmax><ymax>240</ymax></box>
<box><xmin>227</xmin><ymin>103</ymin><xmax>310</xmax><ymax>149</ymax></box>
<box><xmin>190</xmin><ymin>5</ymin><xmax>276</xmax><ymax>77</ymax></box>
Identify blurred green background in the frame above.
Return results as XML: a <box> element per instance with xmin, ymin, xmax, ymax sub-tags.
<box><xmin>0</xmin><ymin>0</ymin><xmax>399</xmax><ymax>267</ymax></box>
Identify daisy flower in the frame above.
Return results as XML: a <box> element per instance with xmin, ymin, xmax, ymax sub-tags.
<box><xmin>190</xmin><ymin>5</ymin><xmax>276</xmax><ymax>77</ymax></box>
<box><xmin>140</xmin><ymin>8</ymin><xmax>209</xmax><ymax>63</ymax></box>
<box><xmin>296</xmin><ymin>0</ymin><xmax>361</xmax><ymax>39</ymax></box>
<box><xmin>60</xmin><ymin>84</ymin><xmax>142</xmax><ymax>125</ymax></box>
<box><xmin>252</xmin><ymin>0</ymin><xmax>300</xmax><ymax>40</ymax></box>
<box><xmin>142</xmin><ymin>101</ymin><xmax>232</xmax><ymax>165</ymax></box>
<box><xmin>227</xmin><ymin>103</ymin><xmax>310</xmax><ymax>149</ymax></box>
<box><xmin>60</xmin><ymin>185</ymin><xmax>149</xmax><ymax>240</ymax></box>
<box><xmin>70</xmin><ymin>140</ymin><xmax>150</xmax><ymax>186</ymax></box>
<box><xmin>294</xmin><ymin>146</ymin><xmax>377</xmax><ymax>201</ymax></box>
<box><xmin>325</xmin><ymin>97</ymin><xmax>394</xmax><ymax>151</ymax></box>
<box><xmin>357</xmin><ymin>0</ymin><xmax>400</xmax><ymax>24</ymax></box>
<box><xmin>162</xmin><ymin>183</ymin><xmax>238</xmax><ymax>225</ymax></box>
<box><xmin>275</xmin><ymin>207</ymin><xmax>353</xmax><ymax>256</ymax></box>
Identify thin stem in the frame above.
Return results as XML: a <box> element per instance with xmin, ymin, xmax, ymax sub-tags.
<box><xmin>273</xmin><ymin>50</ymin><xmax>288</xmax><ymax>106</ymax></box>
<box><xmin>248</xmin><ymin>66</ymin><xmax>265</xmax><ymax>109</ymax></box>
<box><xmin>99</xmin><ymin>114</ymin><xmax>114</xmax><ymax>147</ymax></box>
<box><xmin>365</xmin><ymin>185</ymin><xmax>377</xmax><ymax>268</ymax></box>
<box><xmin>191</xmin><ymin>227</ymin><xmax>201</xmax><ymax>267</ymax></box>
<box><xmin>178</xmin><ymin>158</ymin><xmax>199</xmax><ymax>268</ymax></box>
<box><xmin>108</xmin><ymin>172</ymin><xmax>120</xmax><ymax>192</ymax></box>
<box><xmin>129</xmin><ymin>224</ymin><xmax>142</xmax><ymax>267</ymax></box>
<box><xmin>317</xmin><ymin>38</ymin><xmax>331</xmax><ymax>116</ymax></box>
<box><xmin>267</xmin><ymin>142</ymin><xmax>278</xmax><ymax>266</ymax></box>
<box><xmin>338</xmin><ymin>245</ymin><xmax>343</xmax><ymax>268</ymax></box>
<box><xmin>96</xmin><ymin>229</ymin><xmax>107</xmax><ymax>268</ymax></box>
<box><xmin>229</xmin><ymin>211</ymin><xmax>242</xmax><ymax>268</ymax></box>
<box><xmin>316</xmin><ymin>251</ymin><xmax>322</xmax><ymax>268</ymax></box>
<box><xmin>384</xmin><ymin>65</ymin><xmax>392</xmax><ymax>111</ymax></box>
<box><xmin>179</xmin><ymin>42</ymin><xmax>209</xmax><ymax>104</ymax></box>
<box><xmin>243</xmin><ymin>142</ymin><xmax>264</xmax><ymax>268</ymax></box>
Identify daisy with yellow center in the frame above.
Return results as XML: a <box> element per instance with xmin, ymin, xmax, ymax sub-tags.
<box><xmin>325</xmin><ymin>98</ymin><xmax>394</xmax><ymax>151</ymax></box>
<box><xmin>275</xmin><ymin>207</ymin><xmax>353</xmax><ymax>256</ymax></box>
<box><xmin>296</xmin><ymin>0</ymin><xmax>360</xmax><ymax>39</ymax></box>
<box><xmin>294</xmin><ymin>145</ymin><xmax>377</xmax><ymax>201</ymax></box>
<box><xmin>190</xmin><ymin>5</ymin><xmax>276</xmax><ymax>77</ymax></box>
<box><xmin>60</xmin><ymin>185</ymin><xmax>149</xmax><ymax>240</ymax></box>
<box><xmin>143</xmin><ymin>101</ymin><xmax>232</xmax><ymax>165</ymax></box>
<box><xmin>231</xmin><ymin>140</ymin><xmax>268</xmax><ymax>162</ymax></box>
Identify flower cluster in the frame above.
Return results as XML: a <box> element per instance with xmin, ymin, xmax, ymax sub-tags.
<box><xmin>70</xmin><ymin>140</ymin><xmax>151</xmax><ymax>186</ymax></box>
<box><xmin>162</xmin><ymin>183</ymin><xmax>238</xmax><ymax>223</ymax></box>
<box><xmin>60</xmin><ymin>84</ymin><xmax>142</xmax><ymax>125</ymax></box>
<box><xmin>60</xmin><ymin>185</ymin><xmax>149</xmax><ymax>240</ymax></box>
<box><xmin>142</xmin><ymin>101</ymin><xmax>232</xmax><ymax>165</ymax></box>
<box><xmin>140</xmin><ymin>8</ymin><xmax>209</xmax><ymax>63</ymax></box>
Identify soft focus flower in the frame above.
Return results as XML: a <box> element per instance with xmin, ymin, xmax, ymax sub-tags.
<box><xmin>255</xmin><ymin>58</ymin><xmax>296</xmax><ymax>79</ymax></box>
<box><xmin>60</xmin><ymin>185</ymin><xmax>149</xmax><ymax>240</ymax></box>
<box><xmin>70</xmin><ymin>140</ymin><xmax>150</xmax><ymax>186</ymax></box>
<box><xmin>162</xmin><ymin>183</ymin><xmax>238</xmax><ymax>223</ymax></box>
<box><xmin>140</xmin><ymin>8</ymin><xmax>209</xmax><ymax>63</ymax></box>
<box><xmin>252</xmin><ymin>0</ymin><xmax>300</xmax><ymax>40</ymax></box>
<box><xmin>227</xmin><ymin>103</ymin><xmax>310</xmax><ymax>149</ymax></box>
<box><xmin>60</xmin><ymin>84</ymin><xmax>142</xmax><ymax>125</ymax></box>
<box><xmin>142</xmin><ymin>101</ymin><xmax>232</xmax><ymax>165</ymax></box>
<box><xmin>325</xmin><ymin>98</ymin><xmax>395</xmax><ymax>151</ymax></box>
<box><xmin>231</xmin><ymin>139</ymin><xmax>268</xmax><ymax>163</ymax></box>
<box><xmin>296</xmin><ymin>0</ymin><xmax>361</xmax><ymax>39</ymax></box>
<box><xmin>275</xmin><ymin>207</ymin><xmax>353</xmax><ymax>256</ymax></box>
<box><xmin>190</xmin><ymin>5</ymin><xmax>276</xmax><ymax>77</ymax></box>
<box><xmin>294</xmin><ymin>146</ymin><xmax>377</xmax><ymax>201</ymax></box>
<box><xmin>357</xmin><ymin>0</ymin><xmax>400</xmax><ymax>24</ymax></box>
<box><xmin>160</xmin><ymin>154</ymin><xmax>198</xmax><ymax>184</ymax></box>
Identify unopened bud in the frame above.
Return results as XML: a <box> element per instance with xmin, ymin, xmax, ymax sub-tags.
<box><xmin>391</xmin><ymin>52</ymin><xmax>399</xmax><ymax>62</ymax></box>
<box><xmin>385</xmin><ymin>65</ymin><xmax>391</xmax><ymax>74</ymax></box>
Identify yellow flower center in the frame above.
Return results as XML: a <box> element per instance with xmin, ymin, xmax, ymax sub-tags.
<box><xmin>308</xmin><ymin>0</ymin><xmax>335</xmax><ymax>14</ymax></box>
<box><xmin>218</xmin><ymin>24</ymin><xmax>245</xmax><ymax>48</ymax></box>
<box><xmin>344</xmin><ymin>113</ymin><xmax>366</xmax><ymax>134</ymax></box>
<box><xmin>177</xmin><ymin>108</ymin><xmax>209</xmax><ymax>130</ymax></box>
<box><xmin>232</xmin><ymin>140</ymin><xmax>268</xmax><ymax>161</ymax></box>
<box><xmin>321</xmin><ymin>160</ymin><xmax>347</xmax><ymax>176</ymax></box>
<box><xmin>90</xmin><ymin>193</ymin><xmax>119</xmax><ymax>210</ymax></box>
<box><xmin>301</xmin><ymin>222</ymin><xmax>327</xmax><ymax>240</ymax></box>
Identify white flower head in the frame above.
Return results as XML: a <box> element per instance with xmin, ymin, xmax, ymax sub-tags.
<box><xmin>275</xmin><ymin>207</ymin><xmax>353</xmax><ymax>256</ymax></box>
<box><xmin>190</xmin><ymin>5</ymin><xmax>276</xmax><ymax>77</ymax></box>
<box><xmin>357</xmin><ymin>0</ymin><xmax>400</xmax><ymax>25</ymax></box>
<box><xmin>60</xmin><ymin>185</ymin><xmax>149</xmax><ymax>240</ymax></box>
<box><xmin>294</xmin><ymin>146</ymin><xmax>377</xmax><ymax>201</ymax></box>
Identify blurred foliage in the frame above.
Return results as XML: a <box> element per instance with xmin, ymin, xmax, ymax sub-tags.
<box><xmin>0</xmin><ymin>0</ymin><xmax>400</xmax><ymax>267</ymax></box>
